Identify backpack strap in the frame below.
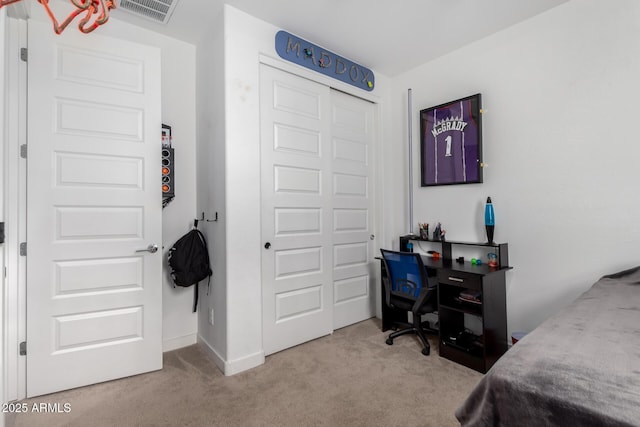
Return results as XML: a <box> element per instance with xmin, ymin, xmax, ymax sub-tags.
<box><xmin>193</xmin><ymin>282</ymin><xmax>198</xmax><ymax>313</ymax></box>
<box><xmin>191</xmin><ymin>229</ymin><xmax>212</xmax><ymax>313</ymax></box>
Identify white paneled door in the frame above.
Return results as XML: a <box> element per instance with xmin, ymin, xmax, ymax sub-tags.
<box><xmin>260</xmin><ymin>65</ymin><xmax>333</xmax><ymax>355</ymax></box>
<box><xmin>26</xmin><ymin>20</ymin><xmax>162</xmax><ymax>397</ymax></box>
<box><xmin>261</xmin><ymin>64</ymin><xmax>376</xmax><ymax>355</ymax></box>
<box><xmin>330</xmin><ymin>90</ymin><xmax>376</xmax><ymax>330</ymax></box>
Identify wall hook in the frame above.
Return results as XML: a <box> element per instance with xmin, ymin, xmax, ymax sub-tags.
<box><xmin>196</xmin><ymin>211</ymin><xmax>219</xmax><ymax>224</ymax></box>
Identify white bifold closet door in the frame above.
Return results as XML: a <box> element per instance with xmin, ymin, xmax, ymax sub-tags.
<box><xmin>26</xmin><ymin>19</ymin><xmax>162</xmax><ymax>397</ymax></box>
<box><xmin>260</xmin><ymin>64</ymin><xmax>375</xmax><ymax>356</ymax></box>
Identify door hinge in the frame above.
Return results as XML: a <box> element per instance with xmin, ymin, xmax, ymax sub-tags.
<box><xmin>20</xmin><ymin>47</ymin><xmax>27</xmax><ymax>62</ymax></box>
<box><xmin>20</xmin><ymin>144</ymin><xmax>27</xmax><ymax>159</ymax></box>
<box><xmin>19</xmin><ymin>242</ymin><xmax>27</xmax><ymax>256</ymax></box>
<box><xmin>19</xmin><ymin>341</ymin><xmax>26</xmax><ymax>356</ymax></box>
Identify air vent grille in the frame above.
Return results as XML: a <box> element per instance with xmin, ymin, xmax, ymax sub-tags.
<box><xmin>118</xmin><ymin>0</ymin><xmax>179</xmax><ymax>24</ymax></box>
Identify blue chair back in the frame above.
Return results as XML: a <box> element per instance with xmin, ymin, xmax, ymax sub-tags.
<box><xmin>380</xmin><ymin>249</ymin><xmax>429</xmax><ymax>300</ymax></box>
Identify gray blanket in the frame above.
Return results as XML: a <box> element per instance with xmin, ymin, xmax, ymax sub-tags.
<box><xmin>456</xmin><ymin>266</ymin><xmax>640</xmax><ymax>426</ymax></box>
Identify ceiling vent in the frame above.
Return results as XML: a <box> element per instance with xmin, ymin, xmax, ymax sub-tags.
<box><xmin>118</xmin><ymin>0</ymin><xmax>179</xmax><ymax>24</ymax></box>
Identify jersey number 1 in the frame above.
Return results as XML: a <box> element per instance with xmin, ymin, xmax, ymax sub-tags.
<box><xmin>444</xmin><ymin>135</ymin><xmax>452</xmax><ymax>157</ymax></box>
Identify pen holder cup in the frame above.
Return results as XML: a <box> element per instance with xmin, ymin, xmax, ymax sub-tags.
<box><xmin>487</xmin><ymin>252</ymin><xmax>498</xmax><ymax>268</ymax></box>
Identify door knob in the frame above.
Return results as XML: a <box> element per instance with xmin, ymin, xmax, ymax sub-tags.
<box><xmin>264</xmin><ymin>242</ymin><xmax>271</xmax><ymax>249</ymax></box>
<box><xmin>136</xmin><ymin>244</ymin><xmax>158</xmax><ymax>253</ymax></box>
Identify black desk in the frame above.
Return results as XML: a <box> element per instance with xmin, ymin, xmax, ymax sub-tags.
<box><xmin>379</xmin><ymin>238</ymin><xmax>512</xmax><ymax>373</ymax></box>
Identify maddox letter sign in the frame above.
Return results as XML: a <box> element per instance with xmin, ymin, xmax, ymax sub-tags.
<box><xmin>275</xmin><ymin>30</ymin><xmax>375</xmax><ymax>92</ymax></box>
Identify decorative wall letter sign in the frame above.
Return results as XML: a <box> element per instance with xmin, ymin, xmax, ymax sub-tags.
<box><xmin>275</xmin><ymin>30</ymin><xmax>375</xmax><ymax>92</ymax></box>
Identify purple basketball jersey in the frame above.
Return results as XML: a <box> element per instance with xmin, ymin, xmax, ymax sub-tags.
<box><xmin>421</xmin><ymin>97</ymin><xmax>480</xmax><ymax>185</ymax></box>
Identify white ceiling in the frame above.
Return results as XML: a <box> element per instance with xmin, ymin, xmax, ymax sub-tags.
<box><xmin>113</xmin><ymin>0</ymin><xmax>568</xmax><ymax>77</ymax></box>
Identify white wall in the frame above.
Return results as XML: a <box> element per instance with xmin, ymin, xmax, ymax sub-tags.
<box><xmin>390</xmin><ymin>0</ymin><xmax>640</xmax><ymax>335</ymax></box>
<box><xmin>219</xmin><ymin>4</ymin><xmax>266</xmax><ymax>373</ymax></box>
<box><xmin>195</xmin><ymin>5</ymin><xmax>391</xmax><ymax>374</ymax></box>
<box><xmin>195</xmin><ymin>11</ymin><xmax>228</xmax><ymax>369</ymax></box>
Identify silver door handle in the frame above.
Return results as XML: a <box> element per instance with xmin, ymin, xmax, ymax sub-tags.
<box><xmin>136</xmin><ymin>244</ymin><xmax>158</xmax><ymax>254</ymax></box>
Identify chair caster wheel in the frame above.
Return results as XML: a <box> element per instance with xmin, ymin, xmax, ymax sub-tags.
<box><xmin>422</xmin><ymin>347</ymin><xmax>430</xmax><ymax>356</ymax></box>
<box><xmin>386</xmin><ymin>338</ymin><xmax>393</xmax><ymax>345</ymax></box>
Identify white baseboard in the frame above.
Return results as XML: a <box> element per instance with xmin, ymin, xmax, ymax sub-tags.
<box><xmin>197</xmin><ymin>335</ymin><xmax>265</xmax><ymax>376</ymax></box>
<box><xmin>197</xmin><ymin>336</ymin><xmax>226</xmax><ymax>373</ymax></box>
<box><xmin>163</xmin><ymin>333</ymin><xmax>197</xmax><ymax>352</ymax></box>
<box><xmin>224</xmin><ymin>350</ymin><xmax>265</xmax><ymax>376</ymax></box>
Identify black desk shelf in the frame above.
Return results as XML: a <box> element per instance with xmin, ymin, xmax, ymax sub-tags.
<box><xmin>400</xmin><ymin>235</ymin><xmax>510</xmax><ymax>270</ymax></box>
<box><xmin>379</xmin><ymin>236</ymin><xmax>512</xmax><ymax>373</ymax></box>
<box><xmin>439</xmin><ymin>301</ymin><xmax>483</xmax><ymax>317</ymax></box>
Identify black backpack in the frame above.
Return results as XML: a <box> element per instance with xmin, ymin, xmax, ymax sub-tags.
<box><xmin>168</xmin><ymin>226</ymin><xmax>212</xmax><ymax>312</ymax></box>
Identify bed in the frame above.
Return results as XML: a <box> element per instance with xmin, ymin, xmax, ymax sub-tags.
<box><xmin>455</xmin><ymin>266</ymin><xmax>640</xmax><ymax>427</ymax></box>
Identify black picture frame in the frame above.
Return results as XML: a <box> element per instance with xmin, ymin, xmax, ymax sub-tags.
<box><xmin>420</xmin><ymin>94</ymin><xmax>483</xmax><ymax>186</ymax></box>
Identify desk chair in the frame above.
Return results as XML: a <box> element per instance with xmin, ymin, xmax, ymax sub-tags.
<box><xmin>380</xmin><ymin>249</ymin><xmax>438</xmax><ymax>356</ymax></box>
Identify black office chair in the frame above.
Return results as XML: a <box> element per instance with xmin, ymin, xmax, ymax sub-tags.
<box><xmin>380</xmin><ymin>249</ymin><xmax>438</xmax><ymax>356</ymax></box>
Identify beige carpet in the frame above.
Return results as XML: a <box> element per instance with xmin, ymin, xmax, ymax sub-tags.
<box><xmin>7</xmin><ymin>318</ymin><xmax>482</xmax><ymax>427</ymax></box>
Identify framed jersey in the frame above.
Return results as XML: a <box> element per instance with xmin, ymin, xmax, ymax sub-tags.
<box><xmin>420</xmin><ymin>94</ymin><xmax>483</xmax><ymax>186</ymax></box>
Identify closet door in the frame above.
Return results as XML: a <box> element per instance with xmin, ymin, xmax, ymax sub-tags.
<box><xmin>260</xmin><ymin>65</ymin><xmax>333</xmax><ymax>355</ymax></box>
<box><xmin>330</xmin><ymin>90</ymin><xmax>376</xmax><ymax>329</ymax></box>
